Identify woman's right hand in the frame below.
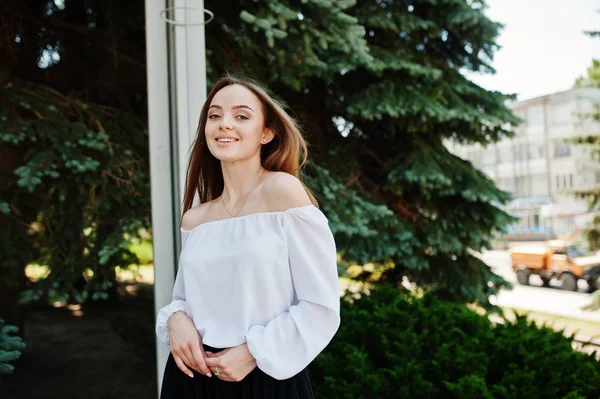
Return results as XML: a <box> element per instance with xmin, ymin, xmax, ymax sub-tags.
<box><xmin>168</xmin><ymin>311</ymin><xmax>212</xmax><ymax>378</ymax></box>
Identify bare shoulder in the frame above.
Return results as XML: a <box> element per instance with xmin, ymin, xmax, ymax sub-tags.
<box><xmin>181</xmin><ymin>200</ymin><xmax>215</xmax><ymax>230</ymax></box>
<box><xmin>263</xmin><ymin>171</ymin><xmax>312</xmax><ymax>212</ymax></box>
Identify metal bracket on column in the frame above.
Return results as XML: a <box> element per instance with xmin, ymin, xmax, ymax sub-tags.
<box><xmin>160</xmin><ymin>7</ymin><xmax>214</xmax><ymax>26</ymax></box>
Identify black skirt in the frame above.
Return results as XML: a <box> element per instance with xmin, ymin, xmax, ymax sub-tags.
<box><xmin>160</xmin><ymin>344</ymin><xmax>316</xmax><ymax>399</ymax></box>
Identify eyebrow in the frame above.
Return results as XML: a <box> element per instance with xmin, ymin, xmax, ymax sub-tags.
<box><xmin>208</xmin><ymin>105</ymin><xmax>254</xmax><ymax>112</ymax></box>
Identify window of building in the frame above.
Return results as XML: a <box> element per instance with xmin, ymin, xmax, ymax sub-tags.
<box><xmin>514</xmin><ymin>143</ymin><xmax>522</xmax><ymax>161</ymax></box>
<box><xmin>552</xmin><ymin>102</ymin><xmax>572</xmax><ymax>124</ymax></box>
<box><xmin>496</xmin><ymin>177</ymin><xmax>515</xmax><ymax>192</ymax></box>
<box><xmin>482</xmin><ymin>146</ymin><xmax>496</xmax><ymax>166</ymax></box>
<box><xmin>556</xmin><ymin>173</ymin><xmax>574</xmax><ymax>189</ymax></box>
<box><xmin>515</xmin><ymin>176</ymin><xmax>528</xmax><ymax>197</ymax></box>
<box><xmin>528</xmin><ymin>140</ymin><xmax>544</xmax><ymax>159</ymax></box>
<box><xmin>526</xmin><ymin>105</ymin><xmax>544</xmax><ymax>127</ymax></box>
<box><xmin>497</xmin><ymin>145</ymin><xmax>514</xmax><ymax>163</ymax></box>
<box><xmin>531</xmin><ymin>174</ymin><xmax>548</xmax><ymax>196</ymax></box>
<box><xmin>553</xmin><ymin>141</ymin><xmax>571</xmax><ymax>157</ymax></box>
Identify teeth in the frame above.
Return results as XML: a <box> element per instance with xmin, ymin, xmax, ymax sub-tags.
<box><xmin>217</xmin><ymin>138</ymin><xmax>236</xmax><ymax>143</ymax></box>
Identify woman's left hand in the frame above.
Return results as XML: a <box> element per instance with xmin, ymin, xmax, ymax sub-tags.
<box><xmin>204</xmin><ymin>343</ymin><xmax>257</xmax><ymax>382</ymax></box>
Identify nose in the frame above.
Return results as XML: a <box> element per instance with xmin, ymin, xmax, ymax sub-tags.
<box><xmin>219</xmin><ymin>113</ymin><xmax>234</xmax><ymax>130</ymax></box>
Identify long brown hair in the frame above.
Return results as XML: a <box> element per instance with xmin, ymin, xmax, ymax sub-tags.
<box><xmin>182</xmin><ymin>74</ymin><xmax>317</xmax><ymax>214</ymax></box>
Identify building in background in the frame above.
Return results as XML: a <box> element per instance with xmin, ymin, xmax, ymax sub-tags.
<box><xmin>448</xmin><ymin>87</ymin><xmax>600</xmax><ymax>241</ymax></box>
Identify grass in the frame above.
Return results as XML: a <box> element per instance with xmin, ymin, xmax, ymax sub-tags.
<box><xmin>500</xmin><ymin>307</ymin><xmax>600</xmax><ymax>339</ymax></box>
<box><xmin>25</xmin><ymin>264</ymin><xmax>155</xmax><ymax>284</ymax></box>
<box><xmin>25</xmin><ymin>262</ymin><xmax>599</xmax><ymax>345</ymax></box>
<box><xmin>128</xmin><ymin>238</ymin><xmax>153</xmax><ymax>265</ymax></box>
<box><xmin>25</xmin><ymin>238</ymin><xmax>155</xmax><ymax>284</ymax></box>
<box><xmin>501</xmin><ymin>308</ymin><xmax>600</xmax><ymax>358</ymax></box>
<box><xmin>115</xmin><ymin>264</ymin><xmax>154</xmax><ymax>283</ymax></box>
<box><xmin>339</xmin><ymin>276</ymin><xmax>600</xmax><ymax>339</ymax></box>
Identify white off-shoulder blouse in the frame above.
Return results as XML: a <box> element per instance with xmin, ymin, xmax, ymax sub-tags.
<box><xmin>155</xmin><ymin>204</ymin><xmax>341</xmax><ymax>380</ymax></box>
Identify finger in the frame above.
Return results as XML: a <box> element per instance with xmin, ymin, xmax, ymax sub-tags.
<box><xmin>179</xmin><ymin>349</ymin><xmax>197</xmax><ymax>371</ymax></box>
<box><xmin>205</xmin><ymin>357</ymin><xmax>228</xmax><ymax>379</ymax></box>
<box><xmin>191</xmin><ymin>343</ymin><xmax>211</xmax><ymax>376</ymax></box>
<box><xmin>173</xmin><ymin>354</ymin><xmax>194</xmax><ymax>379</ymax></box>
<box><xmin>204</xmin><ymin>357</ymin><xmax>221</xmax><ymax>368</ymax></box>
<box><xmin>205</xmin><ymin>348</ymin><xmax>228</xmax><ymax>358</ymax></box>
<box><xmin>204</xmin><ymin>357</ymin><xmax>215</xmax><ymax>368</ymax></box>
<box><xmin>180</xmin><ymin>346</ymin><xmax>204</xmax><ymax>375</ymax></box>
<box><xmin>184</xmin><ymin>343</ymin><xmax>206</xmax><ymax>373</ymax></box>
<box><xmin>215</xmin><ymin>366</ymin><xmax>235</xmax><ymax>382</ymax></box>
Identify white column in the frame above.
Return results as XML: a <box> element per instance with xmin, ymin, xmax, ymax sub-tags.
<box><xmin>145</xmin><ymin>0</ymin><xmax>174</xmax><ymax>393</ymax></box>
<box><xmin>145</xmin><ymin>0</ymin><xmax>207</xmax><ymax>395</ymax></box>
<box><xmin>174</xmin><ymin>1</ymin><xmax>207</xmax><ymax>199</ymax></box>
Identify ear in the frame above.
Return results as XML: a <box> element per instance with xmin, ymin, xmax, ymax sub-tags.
<box><xmin>261</xmin><ymin>128</ymin><xmax>275</xmax><ymax>144</ymax></box>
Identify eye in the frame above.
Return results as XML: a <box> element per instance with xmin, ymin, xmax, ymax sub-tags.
<box><xmin>236</xmin><ymin>114</ymin><xmax>249</xmax><ymax>120</ymax></box>
<box><xmin>208</xmin><ymin>114</ymin><xmax>221</xmax><ymax>119</ymax></box>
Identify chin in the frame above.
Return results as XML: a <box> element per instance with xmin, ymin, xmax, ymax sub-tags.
<box><xmin>210</xmin><ymin>150</ymin><xmax>245</xmax><ymax>163</ymax></box>
<box><xmin>209</xmin><ymin>146</ymin><xmax>257</xmax><ymax>164</ymax></box>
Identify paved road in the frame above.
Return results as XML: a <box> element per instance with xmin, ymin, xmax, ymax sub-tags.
<box><xmin>480</xmin><ymin>250</ymin><xmax>600</xmax><ymax>323</ymax></box>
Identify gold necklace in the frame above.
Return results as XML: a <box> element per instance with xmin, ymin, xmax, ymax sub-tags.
<box><xmin>221</xmin><ymin>168</ymin><xmax>265</xmax><ymax>217</ymax></box>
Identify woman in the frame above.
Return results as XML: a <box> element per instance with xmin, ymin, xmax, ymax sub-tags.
<box><xmin>155</xmin><ymin>75</ymin><xmax>341</xmax><ymax>398</ymax></box>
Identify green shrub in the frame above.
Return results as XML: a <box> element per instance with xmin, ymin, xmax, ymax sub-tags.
<box><xmin>311</xmin><ymin>286</ymin><xmax>600</xmax><ymax>398</ymax></box>
<box><xmin>0</xmin><ymin>318</ymin><xmax>26</xmax><ymax>375</ymax></box>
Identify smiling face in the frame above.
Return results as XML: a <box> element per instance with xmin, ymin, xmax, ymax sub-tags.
<box><xmin>182</xmin><ymin>76</ymin><xmax>315</xmax><ymax>212</ymax></box>
<box><xmin>205</xmin><ymin>84</ymin><xmax>273</xmax><ymax>163</ymax></box>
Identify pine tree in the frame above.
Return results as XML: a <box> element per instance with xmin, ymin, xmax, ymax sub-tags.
<box><xmin>0</xmin><ymin>0</ymin><xmax>518</xmax><ymax>307</ymax></box>
<box><xmin>204</xmin><ymin>0</ymin><xmax>518</xmax><ymax>305</ymax></box>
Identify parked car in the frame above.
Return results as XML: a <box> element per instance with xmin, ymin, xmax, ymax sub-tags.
<box><xmin>509</xmin><ymin>240</ymin><xmax>600</xmax><ymax>291</ymax></box>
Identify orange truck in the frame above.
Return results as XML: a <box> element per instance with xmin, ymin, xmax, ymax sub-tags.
<box><xmin>509</xmin><ymin>240</ymin><xmax>600</xmax><ymax>292</ymax></box>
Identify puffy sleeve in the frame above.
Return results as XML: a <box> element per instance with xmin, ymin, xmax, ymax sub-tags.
<box><xmin>245</xmin><ymin>206</ymin><xmax>341</xmax><ymax>380</ymax></box>
<box><xmin>155</xmin><ymin>230</ymin><xmax>190</xmax><ymax>345</ymax></box>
